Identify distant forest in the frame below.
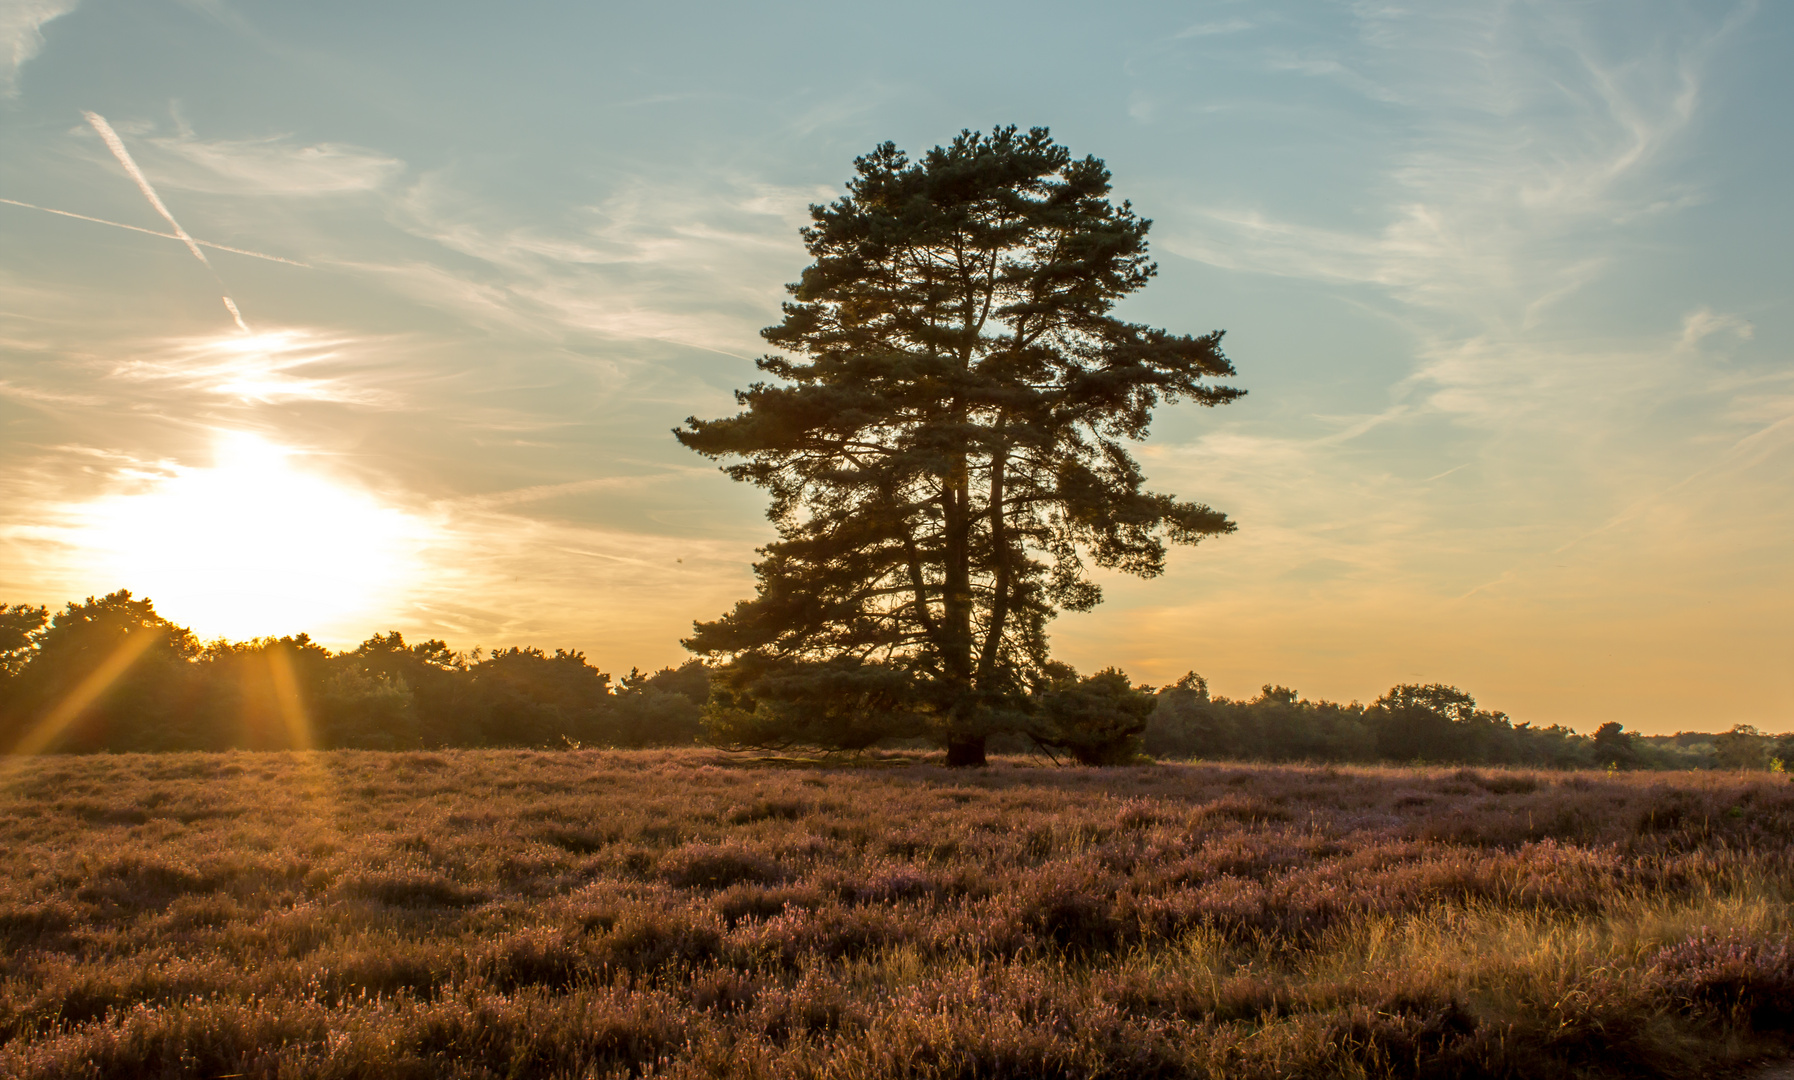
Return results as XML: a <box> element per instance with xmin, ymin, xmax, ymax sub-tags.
<box><xmin>0</xmin><ymin>591</ymin><xmax>1783</xmax><ymax>769</ymax></box>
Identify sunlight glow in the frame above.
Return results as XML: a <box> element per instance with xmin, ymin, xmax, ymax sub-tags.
<box><xmin>204</xmin><ymin>330</ymin><xmax>334</xmax><ymax>401</ymax></box>
<box><xmin>70</xmin><ymin>432</ymin><xmax>432</xmax><ymax>641</ymax></box>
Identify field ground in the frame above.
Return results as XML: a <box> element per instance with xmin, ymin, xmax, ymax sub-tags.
<box><xmin>1</xmin><ymin>749</ymin><xmax>1791</xmax><ymax>1078</ymax></box>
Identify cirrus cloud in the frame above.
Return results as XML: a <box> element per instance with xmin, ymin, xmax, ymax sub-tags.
<box><xmin>0</xmin><ymin>0</ymin><xmax>77</xmax><ymax>95</ymax></box>
<box><xmin>143</xmin><ymin>132</ymin><xmax>404</xmax><ymax>196</ymax></box>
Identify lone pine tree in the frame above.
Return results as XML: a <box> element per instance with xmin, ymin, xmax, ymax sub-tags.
<box><xmin>678</xmin><ymin>127</ymin><xmax>1242</xmax><ymax>766</ymax></box>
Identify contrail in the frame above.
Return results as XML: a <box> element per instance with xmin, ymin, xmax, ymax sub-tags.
<box><xmin>221</xmin><ymin>296</ymin><xmax>249</xmax><ymax>333</ymax></box>
<box><xmin>82</xmin><ymin>110</ymin><xmax>254</xmax><ymax>332</ymax></box>
<box><xmin>83</xmin><ymin>111</ymin><xmax>210</xmax><ymax>266</ymax></box>
<box><xmin>0</xmin><ymin>197</ymin><xmax>312</xmax><ymax>267</ymax></box>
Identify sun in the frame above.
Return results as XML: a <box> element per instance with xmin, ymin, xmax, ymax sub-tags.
<box><xmin>72</xmin><ymin>432</ymin><xmax>432</xmax><ymax>642</ymax></box>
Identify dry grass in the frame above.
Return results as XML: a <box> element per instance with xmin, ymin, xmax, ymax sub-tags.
<box><xmin>1</xmin><ymin>749</ymin><xmax>1790</xmax><ymax>1078</ymax></box>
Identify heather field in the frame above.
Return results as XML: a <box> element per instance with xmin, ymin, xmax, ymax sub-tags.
<box><xmin>2</xmin><ymin>751</ymin><xmax>1792</xmax><ymax>1079</ymax></box>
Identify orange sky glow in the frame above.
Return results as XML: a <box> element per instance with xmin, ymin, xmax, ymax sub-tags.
<box><xmin>1</xmin><ymin>2</ymin><xmax>1788</xmax><ymax>734</ymax></box>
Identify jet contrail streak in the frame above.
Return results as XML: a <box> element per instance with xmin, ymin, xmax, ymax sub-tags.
<box><xmin>0</xmin><ymin>197</ymin><xmax>313</xmax><ymax>267</ymax></box>
<box><xmin>82</xmin><ymin>110</ymin><xmax>257</xmax><ymax>332</ymax></box>
<box><xmin>221</xmin><ymin>296</ymin><xmax>250</xmax><ymax>333</ymax></box>
<box><xmin>83</xmin><ymin>111</ymin><xmax>210</xmax><ymax>267</ymax></box>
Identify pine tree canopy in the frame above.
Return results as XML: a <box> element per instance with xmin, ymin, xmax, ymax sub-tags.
<box><xmin>676</xmin><ymin>126</ymin><xmax>1243</xmax><ymax>765</ymax></box>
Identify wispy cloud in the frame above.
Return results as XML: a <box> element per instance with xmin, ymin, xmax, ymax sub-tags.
<box><xmin>388</xmin><ymin>498</ymin><xmax>759</xmax><ymax>662</ymax></box>
<box><xmin>0</xmin><ymin>379</ymin><xmax>103</xmax><ymax>407</ymax></box>
<box><xmin>143</xmin><ymin>132</ymin><xmax>402</xmax><ymax>196</ymax></box>
<box><xmin>1176</xmin><ymin>18</ymin><xmax>1254</xmax><ymax>39</ymax></box>
<box><xmin>1680</xmin><ymin>305</ymin><xmax>1754</xmax><ymax>349</ymax></box>
<box><xmin>109</xmin><ymin>327</ymin><xmax>399</xmax><ymax>405</ymax></box>
<box><xmin>0</xmin><ymin>0</ymin><xmax>76</xmax><ymax>95</ymax></box>
<box><xmin>452</xmin><ymin>469</ymin><xmax>714</xmax><ymax>513</ymax></box>
<box><xmin>1159</xmin><ymin>3</ymin><xmax>1763</xmax><ymax>444</ymax></box>
<box><xmin>364</xmin><ymin>171</ymin><xmax>827</xmax><ymax>355</ymax></box>
<box><xmin>1078</xmin><ymin>2</ymin><xmax>1790</xmax><ymax>716</ymax></box>
<box><xmin>1170</xmin><ymin>5</ymin><xmax>1748</xmax><ymax>330</ymax></box>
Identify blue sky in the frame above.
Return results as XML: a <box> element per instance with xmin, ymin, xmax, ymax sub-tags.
<box><xmin>1</xmin><ymin>1</ymin><xmax>1787</xmax><ymax>731</ymax></box>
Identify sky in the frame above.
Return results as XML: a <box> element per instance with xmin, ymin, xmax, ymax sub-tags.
<box><xmin>0</xmin><ymin>0</ymin><xmax>1787</xmax><ymax>733</ymax></box>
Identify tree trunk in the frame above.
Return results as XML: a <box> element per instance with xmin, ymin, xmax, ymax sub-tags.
<box><xmin>976</xmin><ymin>428</ymin><xmax>1009</xmax><ymax>682</ymax></box>
<box><xmin>945</xmin><ymin>734</ymin><xmax>988</xmax><ymax>767</ymax></box>
<box><xmin>940</xmin><ymin>406</ymin><xmax>975</xmax><ymax>731</ymax></box>
<box><xmin>941</xmin><ymin>432</ymin><xmax>972</xmax><ymax>685</ymax></box>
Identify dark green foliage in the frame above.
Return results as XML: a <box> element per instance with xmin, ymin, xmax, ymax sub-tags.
<box><xmin>316</xmin><ymin>666</ymin><xmax>419</xmax><ymax>749</ymax></box>
<box><xmin>198</xmin><ymin>635</ymin><xmax>336</xmax><ymax>750</ymax></box>
<box><xmin>0</xmin><ymin>594</ymin><xmax>707</xmax><ymax>753</ymax></box>
<box><xmin>610</xmin><ymin>660</ymin><xmax>710</xmax><ymax>747</ymax></box>
<box><xmin>339</xmin><ymin>631</ymin><xmax>467</xmax><ymax>746</ymax></box>
<box><xmin>1374</xmin><ymin>683</ymin><xmax>1506</xmax><ymax>763</ymax></box>
<box><xmin>0</xmin><ymin>591</ymin><xmax>203</xmax><ymax>753</ymax></box>
<box><xmin>1713</xmin><ymin>724</ymin><xmax>1770</xmax><ymax>771</ymax></box>
<box><xmin>0</xmin><ymin>603</ymin><xmax>47</xmax><ymax>680</ymax></box>
<box><xmin>1146</xmin><ymin>678</ymin><xmax>1378</xmax><ymax>764</ymax></box>
<box><xmin>0</xmin><ymin>603</ymin><xmax>49</xmax><ymax>745</ymax></box>
<box><xmin>625</xmin><ymin>659</ymin><xmax>711</xmax><ymax>706</ymax></box>
<box><xmin>678</xmin><ymin>127</ymin><xmax>1241</xmax><ymax>764</ymax></box>
<box><xmin>466</xmin><ymin>647</ymin><xmax>611</xmax><ymax>747</ymax></box>
<box><xmin>1143</xmin><ymin>680</ymin><xmax>1692</xmax><ymax>770</ymax></box>
<box><xmin>1029</xmin><ymin>666</ymin><xmax>1154</xmax><ymax>765</ymax></box>
<box><xmin>609</xmin><ymin>687</ymin><xmax>705</xmax><ymax>749</ymax></box>
<box><xmin>0</xmin><ymin>595</ymin><xmax>1775</xmax><ymax>767</ymax></box>
<box><xmin>1593</xmin><ymin>721</ymin><xmax>1639</xmax><ymax>769</ymax></box>
<box><xmin>703</xmin><ymin>655</ymin><xmax>926</xmax><ymax>751</ymax></box>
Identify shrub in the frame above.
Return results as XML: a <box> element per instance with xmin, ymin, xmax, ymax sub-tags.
<box><xmin>660</xmin><ymin>841</ymin><xmax>789</xmax><ymax>890</ymax></box>
<box><xmin>1650</xmin><ymin>929</ymin><xmax>1794</xmax><ymax>1029</ymax></box>
<box><xmin>1029</xmin><ymin>667</ymin><xmax>1154</xmax><ymax>765</ymax></box>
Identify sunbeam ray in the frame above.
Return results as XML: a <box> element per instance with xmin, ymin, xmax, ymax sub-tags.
<box><xmin>4</xmin><ymin>629</ymin><xmax>158</xmax><ymax>759</ymax></box>
<box><xmin>265</xmin><ymin>643</ymin><xmax>315</xmax><ymax>753</ymax></box>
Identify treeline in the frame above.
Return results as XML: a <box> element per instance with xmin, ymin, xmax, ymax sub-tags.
<box><xmin>1</xmin><ymin>591</ymin><xmax>1783</xmax><ymax>767</ymax></box>
<box><xmin>0</xmin><ymin>592</ymin><xmax>705</xmax><ymax>753</ymax></box>
<box><xmin>1142</xmin><ymin>676</ymin><xmax>1786</xmax><ymax>771</ymax></box>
